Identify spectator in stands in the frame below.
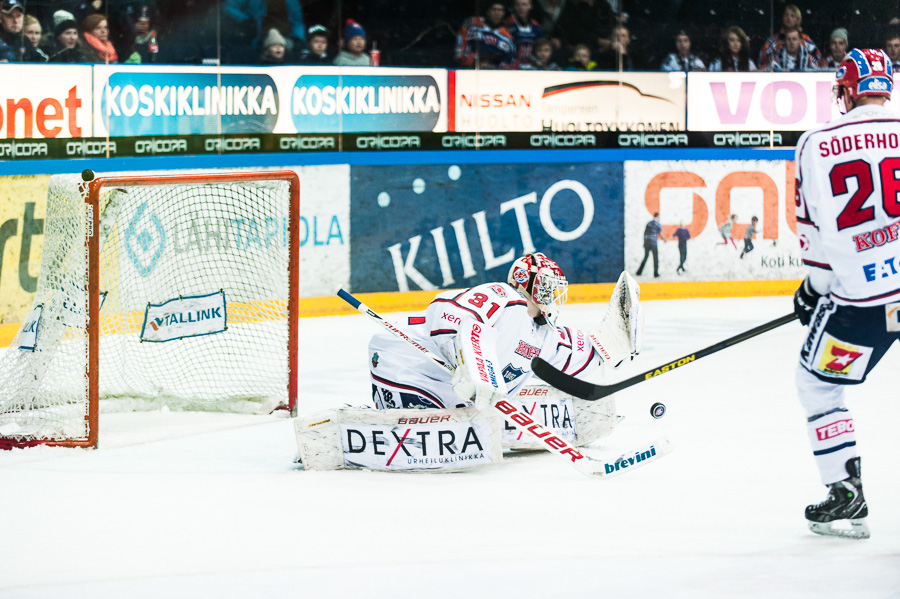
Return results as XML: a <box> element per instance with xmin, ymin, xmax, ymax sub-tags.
<box><xmin>660</xmin><ymin>30</ymin><xmax>705</xmax><ymax>71</ymax></box>
<box><xmin>506</xmin><ymin>0</ymin><xmax>545</xmax><ymax>69</ymax></box>
<box><xmin>565</xmin><ymin>43</ymin><xmax>596</xmax><ymax>70</ymax></box>
<box><xmin>521</xmin><ymin>37</ymin><xmax>559</xmax><ymax>69</ymax></box>
<box><xmin>261</xmin><ymin>27</ymin><xmax>287</xmax><ymax>63</ymax></box>
<box><xmin>81</xmin><ymin>13</ymin><xmax>117</xmax><ymax>63</ymax></box>
<box><xmin>298</xmin><ymin>24</ymin><xmax>333</xmax><ymax>65</ymax></box>
<box><xmin>59</xmin><ymin>1</ymin><xmax>104</xmax><ymax>27</ymax></box>
<box><xmin>260</xmin><ymin>0</ymin><xmax>306</xmax><ymax>58</ymax></box>
<box><xmin>885</xmin><ymin>31</ymin><xmax>900</xmax><ymax>71</ymax></box>
<box><xmin>334</xmin><ymin>19</ymin><xmax>371</xmax><ymax>66</ymax></box>
<box><xmin>133</xmin><ymin>7</ymin><xmax>159</xmax><ymax>63</ymax></box>
<box><xmin>533</xmin><ymin>0</ymin><xmax>566</xmax><ymax>52</ymax></box>
<box><xmin>47</xmin><ymin>15</ymin><xmax>85</xmax><ymax>63</ymax></box>
<box><xmin>0</xmin><ymin>0</ymin><xmax>27</xmax><ymax>61</ymax></box>
<box><xmin>758</xmin><ymin>4</ymin><xmax>821</xmax><ymax>71</ymax></box>
<box><xmin>822</xmin><ymin>28</ymin><xmax>848</xmax><ymax>69</ymax></box>
<box><xmin>454</xmin><ymin>2</ymin><xmax>516</xmax><ymax>69</ymax></box>
<box><xmin>107</xmin><ymin>9</ymin><xmax>141</xmax><ymax>63</ymax></box>
<box><xmin>769</xmin><ymin>29</ymin><xmax>820</xmax><ymax>72</ymax></box>
<box><xmin>595</xmin><ymin>23</ymin><xmax>633</xmax><ymax>70</ymax></box>
<box><xmin>709</xmin><ymin>26</ymin><xmax>756</xmax><ymax>72</ymax></box>
<box><xmin>22</xmin><ymin>15</ymin><xmax>48</xmax><ymax>62</ymax></box>
<box><xmin>222</xmin><ymin>0</ymin><xmax>264</xmax><ymax>64</ymax></box>
<box><xmin>554</xmin><ymin>0</ymin><xmax>614</xmax><ymax>61</ymax></box>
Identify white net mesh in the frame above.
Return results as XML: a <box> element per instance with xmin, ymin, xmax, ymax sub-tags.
<box><xmin>0</xmin><ymin>173</ymin><xmax>296</xmax><ymax>447</ymax></box>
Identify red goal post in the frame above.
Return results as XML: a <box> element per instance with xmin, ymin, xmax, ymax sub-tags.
<box><xmin>0</xmin><ymin>170</ymin><xmax>300</xmax><ymax>449</ymax></box>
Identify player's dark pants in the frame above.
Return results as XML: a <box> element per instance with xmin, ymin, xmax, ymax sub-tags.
<box><xmin>677</xmin><ymin>245</ymin><xmax>687</xmax><ymax>272</ymax></box>
<box><xmin>636</xmin><ymin>242</ymin><xmax>659</xmax><ymax>277</ymax></box>
<box><xmin>799</xmin><ymin>299</ymin><xmax>900</xmax><ymax>385</ymax></box>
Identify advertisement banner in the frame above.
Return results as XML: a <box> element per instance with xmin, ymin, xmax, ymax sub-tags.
<box><xmin>452</xmin><ymin>71</ymin><xmax>685</xmax><ymax>132</ymax></box>
<box><xmin>0</xmin><ymin>175</ymin><xmax>48</xmax><ymax>324</ymax></box>
<box><xmin>92</xmin><ymin>65</ymin><xmax>447</xmax><ymax>137</ymax></box>
<box><xmin>0</xmin><ymin>64</ymin><xmax>93</xmax><ymax>139</ymax></box>
<box><xmin>624</xmin><ymin>160</ymin><xmax>804</xmax><ymax>281</ymax></box>
<box><xmin>290</xmin><ymin>68</ymin><xmax>447</xmax><ymax>133</ymax></box>
<box><xmin>0</xmin><ymin>166</ymin><xmax>348</xmax><ymax>327</ymax></box>
<box><xmin>349</xmin><ymin>163</ymin><xmax>624</xmax><ymax>293</ymax></box>
<box><xmin>687</xmin><ymin>73</ymin><xmax>900</xmax><ymax>132</ymax></box>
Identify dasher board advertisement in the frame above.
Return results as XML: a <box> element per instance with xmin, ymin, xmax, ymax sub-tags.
<box><xmin>624</xmin><ymin>160</ymin><xmax>805</xmax><ymax>281</ymax></box>
<box><xmin>688</xmin><ymin>72</ymin><xmax>900</xmax><ymax>132</ymax></box>
<box><xmin>92</xmin><ymin>65</ymin><xmax>448</xmax><ymax>137</ymax></box>
<box><xmin>451</xmin><ymin>71</ymin><xmax>686</xmax><ymax>133</ymax></box>
<box><xmin>0</xmin><ymin>64</ymin><xmax>93</xmax><ymax>140</ymax></box>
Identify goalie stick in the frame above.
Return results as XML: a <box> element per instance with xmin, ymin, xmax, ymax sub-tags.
<box><xmin>532</xmin><ymin>312</ymin><xmax>798</xmax><ymax>401</ymax></box>
<box><xmin>337</xmin><ymin>289</ymin><xmax>671</xmax><ymax>480</ymax></box>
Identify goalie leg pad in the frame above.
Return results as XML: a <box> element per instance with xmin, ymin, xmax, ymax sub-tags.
<box><xmin>295</xmin><ymin>406</ymin><xmax>503</xmax><ymax>473</ymax></box>
<box><xmin>502</xmin><ymin>385</ymin><xmax>618</xmax><ymax>450</ymax></box>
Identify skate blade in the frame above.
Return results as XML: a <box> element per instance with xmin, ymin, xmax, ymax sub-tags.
<box><xmin>808</xmin><ymin>518</ymin><xmax>870</xmax><ymax>540</ymax></box>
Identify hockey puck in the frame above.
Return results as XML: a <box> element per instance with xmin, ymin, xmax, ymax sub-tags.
<box><xmin>81</xmin><ymin>169</ymin><xmax>95</xmax><ymax>182</ymax></box>
<box><xmin>650</xmin><ymin>402</ymin><xmax>666</xmax><ymax>419</ymax></box>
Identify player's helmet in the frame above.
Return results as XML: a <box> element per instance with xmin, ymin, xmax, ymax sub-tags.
<box><xmin>834</xmin><ymin>48</ymin><xmax>893</xmax><ymax>114</ymax></box>
<box><xmin>507</xmin><ymin>253</ymin><xmax>568</xmax><ymax>325</ymax></box>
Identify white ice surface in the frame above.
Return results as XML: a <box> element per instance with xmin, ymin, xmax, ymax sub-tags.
<box><xmin>1</xmin><ymin>296</ymin><xmax>898</xmax><ymax>599</ymax></box>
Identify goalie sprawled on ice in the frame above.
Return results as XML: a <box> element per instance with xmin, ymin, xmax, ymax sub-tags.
<box><xmin>296</xmin><ymin>253</ymin><xmax>644</xmax><ymax>472</ymax></box>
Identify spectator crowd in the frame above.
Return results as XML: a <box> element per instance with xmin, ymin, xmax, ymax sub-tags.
<box><xmin>0</xmin><ymin>0</ymin><xmax>897</xmax><ymax>73</ymax></box>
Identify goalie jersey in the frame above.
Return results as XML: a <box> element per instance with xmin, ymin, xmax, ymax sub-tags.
<box><xmin>368</xmin><ymin>282</ymin><xmax>601</xmax><ymax>409</ymax></box>
<box><xmin>795</xmin><ymin>103</ymin><xmax>900</xmax><ymax>306</ymax></box>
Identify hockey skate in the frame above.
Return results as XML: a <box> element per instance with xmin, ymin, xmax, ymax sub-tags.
<box><xmin>805</xmin><ymin>457</ymin><xmax>869</xmax><ymax>539</ymax></box>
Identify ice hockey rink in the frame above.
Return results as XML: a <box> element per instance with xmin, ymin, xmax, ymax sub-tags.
<box><xmin>1</xmin><ymin>295</ymin><xmax>898</xmax><ymax>599</ymax></box>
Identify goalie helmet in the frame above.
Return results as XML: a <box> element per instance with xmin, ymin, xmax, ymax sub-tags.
<box><xmin>834</xmin><ymin>48</ymin><xmax>893</xmax><ymax>114</ymax></box>
<box><xmin>507</xmin><ymin>253</ymin><xmax>568</xmax><ymax>325</ymax></box>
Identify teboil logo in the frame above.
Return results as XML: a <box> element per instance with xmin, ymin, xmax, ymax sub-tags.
<box><xmin>604</xmin><ymin>445</ymin><xmax>658</xmax><ymax>474</ymax></box>
<box><xmin>816</xmin><ymin>418</ymin><xmax>854</xmax><ymax>441</ymax></box>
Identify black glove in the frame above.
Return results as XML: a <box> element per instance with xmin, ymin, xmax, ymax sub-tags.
<box><xmin>793</xmin><ymin>278</ymin><xmax>822</xmax><ymax>326</ymax></box>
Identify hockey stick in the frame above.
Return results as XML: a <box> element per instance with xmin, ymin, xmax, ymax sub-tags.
<box><xmin>337</xmin><ymin>289</ymin><xmax>672</xmax><ymax>480</ymax></box>
<box><xmin>532</xmin><ymin>312</ymin><xmax>798</xmax><ymax>401</ymax></box>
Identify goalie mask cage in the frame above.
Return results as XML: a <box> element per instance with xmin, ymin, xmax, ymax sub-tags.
<box><xmin>0</xmin><ymin>170</ymin><xmax>300</xmax><ymax>449</ymax></box>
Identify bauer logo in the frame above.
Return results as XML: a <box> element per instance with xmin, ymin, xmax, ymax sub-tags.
<box><xmin>140</xmin><ymin>291</ymin><xmax>227</xmax><ymax>343</ymax></box>
<box><xmin>291</xmin><ymin>74</ymin><xmax>441</xmax><ymax>133</ymax></box>
<box><xmin>101</xmin><ymin>72</ymin><xmax>278</xmax><ymax>136</ymax></box>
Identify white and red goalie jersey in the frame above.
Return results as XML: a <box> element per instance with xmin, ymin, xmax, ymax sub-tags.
<box><xmin>795</xmin><ymin>103</ymin><xmax>900</xmax><ymax>306</ymax></box>
<box><xmin>367</xmin><ymin>282</ymin><xmax>601</xmax><ymax>410</ymax></box>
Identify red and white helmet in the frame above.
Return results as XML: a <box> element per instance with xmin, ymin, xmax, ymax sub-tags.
<box><xmin>834</xmin><ymin>48</ymin><xmax>893</xmax><ymax>113</ymax></box>
<box><xmin>507</xmin><ymin>253</ymin><xmax>568</xmax><ymax>324</ymax></box>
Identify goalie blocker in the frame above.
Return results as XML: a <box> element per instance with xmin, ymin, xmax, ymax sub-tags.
<box><xmin>296</xmin><ymin>384</ymin><xmax>619</xmax><ymax>472</ymax></box>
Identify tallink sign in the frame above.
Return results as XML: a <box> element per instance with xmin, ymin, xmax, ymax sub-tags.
<box><xmin>291</xmin><ymin>74</ymin><xmax>441</xmax><ymax>132</ymax></box>
<box><xmin>101</xmin><ymin>72</ymin><xmax>278</xmax><ymax>136</ymax></box>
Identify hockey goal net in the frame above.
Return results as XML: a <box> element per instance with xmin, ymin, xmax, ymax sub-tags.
<box><xmin>0</xmin><ymin>170</ymin><xmax>300</xmax><ymax>448</ymax></box>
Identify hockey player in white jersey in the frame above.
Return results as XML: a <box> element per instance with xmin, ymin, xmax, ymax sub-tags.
<box><xmin>793</xmin><ymin>48</ymin><xmax>899</xmax><ymax>539</ymax></box>
<box><xmin>367</xmin><ymin>253</ymin><xmax>642</xmax><ymax>412</ymax></box>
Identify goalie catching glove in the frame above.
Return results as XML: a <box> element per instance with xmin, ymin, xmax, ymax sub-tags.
<box><xmin>451</xmin><ymin>319</ymin><xmax>507</xmax><ymax>410</ymax></box>
<box><xmin>588</xmin><ymin>271</ymin><xmax>644</xmax><ymax>368</ymax></box>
